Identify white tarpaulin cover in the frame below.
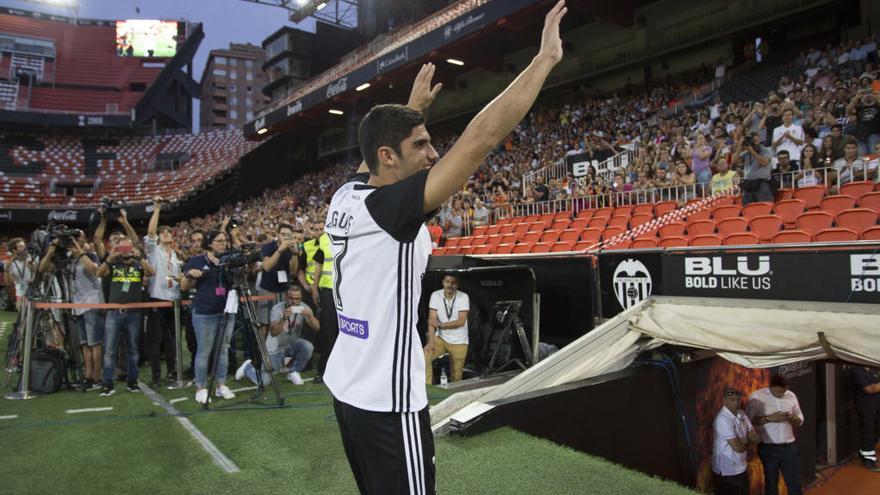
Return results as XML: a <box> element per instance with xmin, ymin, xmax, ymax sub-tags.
<box><xmin>445</xmin><ymin>296</ymin><xmax>880</xmax><ymax>429</ymax></box>
<box><xmin>631</xmin><ymin>297</ymin><xmax>880</xmax><ymax>368</ymax></box>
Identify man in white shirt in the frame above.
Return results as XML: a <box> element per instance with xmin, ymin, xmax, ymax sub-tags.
<box><xmin>4</xmin><ymin>237</ymin><xmax>35</xmax><ymax>311</ymax></box>
<box><xmin>713</xmin><ymin>387</ymin><xmax>760</xmax><ymax>495</ymax></box>
<box><xmin>746</xmin><ymin>374</ymin><xmax>805</xmax><ymax>495</ymax></box>
<box><xmin>235</xmin><ymin>285</ymin><xmax>318</xmax><ymax>386</ymax></box>
<box><xmin>424</xmin><ymin>274</ymin><xmax>470</xmax><ymax>383</ymax></box>
<box><xmin>772</xmin><ymin>109</ymin><xmax>805</xmax><ymax>169</ymax></box>
<box><xmin>144</xmin><ymin>198</ymin><xmax>182</xmax><ymax>386</ymax></box>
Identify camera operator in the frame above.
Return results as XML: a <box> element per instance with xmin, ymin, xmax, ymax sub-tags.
<box><xmin>96</xmin><ymin>237</ymin><xmax>154</xmax><ymax>396</ymax></box>
<box><xmin>220</xmin><ymin>217</ymin><xmax>244</xmax><ymax>250</ymax></box>
<box><xmin>180</xmin><ymin>230</ymin><xmax>237</xmax><ymax>404</ymax></box>
<box><xmin>4</xmin><ymin>237</ymin><xmax>34</xmax><ymax>311</ymax></box>
<box><xmin>38</xmin><ymin>231</ymin><xmax>105</xmax><ymax>390</ymax></box>
<box><xmin>256</xmin><ymin>223</ymin><xmax>301</xmax><ymax>329</ymax></box>
<box><xmin>735</xmin><ymin>131</ymin><xmax>774</xmax><ymax>205</ymax></box>
<box><xmin>144</xmin><ymin>197</ymin><xmax>182</xmax><ymax>387</ymax></box>
<box><xmin>93</xmin><ymin>207</ymin><xmax>140</xmax><ymax>261</ymax></box>
<box><xmin>235</xmin><ymin>285</ymin><xmax>317</xmax><ymax>386</ymax></box>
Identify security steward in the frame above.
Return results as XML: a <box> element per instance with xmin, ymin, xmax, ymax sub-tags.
<box><xmin>302</xmin><ymin>231</ymin><xmax>338</xmax><ymax>384</ymax></box>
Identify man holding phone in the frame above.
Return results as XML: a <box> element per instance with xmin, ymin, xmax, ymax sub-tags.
<box><xmin>257</xmin><ymin>223</ymin><xmax>302</xmax><ymax>327</ymax></box>
<box><xmin>746</xmin><ymin>374</ymin><xmax>805</xmax><ymax>495</ymax></box>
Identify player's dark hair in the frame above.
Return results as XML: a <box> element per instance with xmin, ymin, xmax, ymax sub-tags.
<box><xmin>358</xmin><ymin>104</ymin><xmax>425</xmax><ymax>175</ymax></box>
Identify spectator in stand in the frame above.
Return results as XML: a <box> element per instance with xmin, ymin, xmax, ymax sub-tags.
<box><xmin>692</xmin><ymin>133</ymin><xmax>715</xmax><ymax>186</ymax></box>
<box><xmin>772</xmin><ymin>108</ymin><xmax>805</xmax><ymax>170</ymax></box>
<box><xmin>188</xmin><ymin>229</ymin><xmax>204</xmax><ymax>258</ymax></box>
<box><xmin>472</xmin><ymin>198</ymin><xmax>490</xmax><ymax>227</ymax></box>
<box><xmin>710</xmin><ymin>158</ymin><xmax>738</xmax><ymax>195</ymax></box>
<box><xmin>531</xmin><ymin>175</ymin><xmax>550</xmax><ymax>201</ymax></box>
<box><xmin>760</xmin><ymin>98</ymin><xmax>784</xmax><ymax>147</ymax></box>
<box><xmin>737</xmin><ymin>132</ymin><xmax>774</xmax><ymax>205</ymax></box>
<box><xmin>830</xmin><ymin>137</ymin><xmax>868</xmax><ymax>190</ymax></box>
<box><xmin>795</xmin><ymin>144</ymin><xmax>823</xmax><ymax>187</ymax></box>
<box><xmin>847</xmin><ymin>84</ymin><xmax>880</xmax><ymax>155</ymax></box>
<box><xmin>443</xmin><ymin>200</ymin><xmax>466</xmax><ymax>238</ymax></box>
<box><xmin>776</xmin><ymin>150</ymin><xmax>796</xmax><ymax>175</ymax></box>
<box><xmin>427</xmin><ymin>217</ymin><xmax>443</xmax><ymax>248</ymax></box>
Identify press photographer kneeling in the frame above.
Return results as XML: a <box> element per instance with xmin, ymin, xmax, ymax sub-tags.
<box><xmin>180</xmin><ymin>230</ymin><xmax>238</xmax><ymax>404</ymax></box>
<box><xmin>235</xmin><ymin>284</ymin><xmax>318</xmax><ymax>386</ymax></box>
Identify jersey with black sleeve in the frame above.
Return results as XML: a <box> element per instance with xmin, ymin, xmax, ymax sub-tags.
<box><xmin>323</xmin><ymin>169</ymin><xmax>433</xmax><ymax>413</ymax></box>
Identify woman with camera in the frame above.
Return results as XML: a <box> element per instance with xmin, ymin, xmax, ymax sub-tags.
<box><xmin>180</xmin><ymin>230</ymin><xmax>237</xmax><ymax>404</ymax></box>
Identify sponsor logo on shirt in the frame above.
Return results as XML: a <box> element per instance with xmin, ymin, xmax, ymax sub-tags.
<box><xmin>338</xmin><ymin>314</ymin><xmax>369</xmax><ymax>339</ymax></box>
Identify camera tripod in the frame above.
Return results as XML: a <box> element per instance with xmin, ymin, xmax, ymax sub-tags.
<box><xmin>485</xmin><ymin>300</ymin><xmax>533</xmax><ymax>375</ymax></box>
<box><xmin>204</xmin><ymin>272</ymin><xmax>283</xmax><ymax>410</ymax></box>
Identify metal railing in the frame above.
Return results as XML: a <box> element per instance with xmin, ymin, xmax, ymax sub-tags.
<box><xmin>773</xmin><ymin>163</ymin><xmax>877</xmax><ymax>192</ymax></box>
<box><xmin>521</xmin><ymin>144</ymin><xmax>638</xmax><ymax>198</ymax></box>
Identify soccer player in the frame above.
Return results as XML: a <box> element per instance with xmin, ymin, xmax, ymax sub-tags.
<box><xmin>322</xmin><ymin>2</ymin><xmax>568</xmax><ymax>493</ymax></box>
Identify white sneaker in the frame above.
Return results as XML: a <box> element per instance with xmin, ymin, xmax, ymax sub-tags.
<box><xmin>235</xmin><ymin>359</ymin><xmax>251</xmax><ymax>381</ymax></box>
<box><xmin>195</xmin><ymin>388</ymin><xmax>209</xmax><ymax>404</ymax></box>
<box><xmin>287</xmin><ymin>371</ymin><xmax>304</xmax><ymax>385</ymax></box>
<box><xmin>215</xmin><ymin>385</ymin><xmax>236</xmax><ymax>399</ymax></box>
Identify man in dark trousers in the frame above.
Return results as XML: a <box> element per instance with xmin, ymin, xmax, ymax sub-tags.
<box><xmin>302</xmin><ymin>231</ymin><xmax>337</xmax><ymax>384</ymax></box>
<box><xmin>852</xmin><ymin>366</ymin><xmax>880</xmax><ymax>471</ymax></box>
<box><xmin>322</xmin><ymin>3</ymin><xmax>568</xmax><ymax>493</ymax></box>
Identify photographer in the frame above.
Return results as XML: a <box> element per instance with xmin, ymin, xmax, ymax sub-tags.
<box><xmin>235</xmin><ymin>285</ymin><xmax>317</xmax><ymax>386</ymax></box>
<box><xmin>144</xmin><ymin>197</ymin><xmax>181</xmax><ymax>386</ymax></box>
<box><xmin>735</xmin><ymin>131</ymin><xmax>774</xmax><ymax>205</ymax></box>
<box><xmin>847</xmin><ymin>86</ymin><xmax>880</xmax><ymax>156</ymax></box>
<box><xmin>93</xmin><ymin>207</ymin><xmax>140</xmax><ymax>261</ymax></box>
<box><xmin>4</xmin><ymin>237</ymin><xmax>34</xmax><ymax>311</ymax></box>
<box><xmin>180</xmin><ymin>230</ymin><xmax>237</xmax><ymax>404</ymax></box>
<box><xmin>96</xmin><ymin>237</ymin><xmax>154</xmax><ymax>396</ymax></box>
<box><xmin>39</xmin><ymin>231</ymin><xmax>104</xmax><ymax>390</ymax></box>
<box><xmin>257</xmin><ymin>223</ymin><xmax>301</xmax><ymax>328</ymax></box>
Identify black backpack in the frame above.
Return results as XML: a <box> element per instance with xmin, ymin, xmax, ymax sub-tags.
<box><xmin>26</xmin><ymin>348</ymin><xmax>66</xmax><ymax>394</ymax></box>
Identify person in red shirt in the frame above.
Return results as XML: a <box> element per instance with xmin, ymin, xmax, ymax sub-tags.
<box><xmin>427</xmin><ymin>216</ymin><xmax>443</xmax><ymax>248</ymax></box>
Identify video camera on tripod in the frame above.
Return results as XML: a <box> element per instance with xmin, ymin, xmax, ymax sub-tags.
<box><xmin>29</xmin><ymin>224</ymin><xmax>80</xmax><ymax>259</ymax></box>
<box><xmin>217</xmin><ymin>244</ymin><xmax>262</xmax><ymax>271</ymax></box>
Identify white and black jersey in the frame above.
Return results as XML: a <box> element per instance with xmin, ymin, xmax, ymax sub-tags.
<box><xmin>323</xmin><ymin>169</ymin><xmax>433</xmax><ymax>413</ymax></box>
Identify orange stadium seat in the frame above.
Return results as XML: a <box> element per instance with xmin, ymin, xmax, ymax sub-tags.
<box><xmin>554</xmin><ymin>211</ymin><xmax>573</xmax><ymax>221</ymax></box>
<box><xmin>573</xmin><ymin>241</ymin><xmax>594</xmax><ymax>251</ymax></box>
<box><xmin>432</xmin><ymin>247</ymin><xmax>447</xmax><ymax>256</ymax></box>
<box><xmin>796</xmin><ymin>211</ymin><xmax>835</xmax><ymax>236</ymax></box>
<box><xmin>613</xmin><ymin>206</ymin><xmax>633</xmax><ymax>217</ymax></box>
<box><xmin>605</xmin><ymin>239</ymin><xmax>632</xmax><ymax>250</ymax></box>
<box><xmin>521</xmin><ymin>231</ymin><xmax>542</xmax><ymax>244</ymax></box>
<box><xmin>723</xmin><ymin>232</ymin><xmax>760</xmax><ymax>246</ymax></box>
<box><xmin>690</xmin><ymin>234</ymin><xmax>722</xmax><ymax>246</ymax></box>
<box><xmin>472</xmin><ymin>225</ymin><xmax>488</xmax><ymax>237</ymax></box>
<box><xmin>630</xmin><ymin>213</ymin><xmax>653</xmax><ymax>228</ymax></box>
<box><xmin>445</xmin><ymin>237</ymin><xmax>461</xmax><ymax>248</ymax></box>
<box><xmin>602</xmin><ymin>226</ymin><xmax>626</xmax><ymax>241</ymax></box>
<box><xmin>538</xmin><ymin>214</ymin><xmax>555</xmax><ymax>229</ymax></box>
<box><xmin>498</xmin><ymin>224</ymin><xmax>516</xmax><ymax>235</ymax></box>
<box><xmin>559</xmin><ymin>229</ymin><xmax>581</xmax><ymax>243</ymax></box>
<box><xmin>594</xmin><ymin>207</ymin><xmax>615</xmax><ymax>218</ymax></box>
<box><xmin>551</xmin><ymin>219</ymin><xmax>571</xmax><ymax>231</ymax></box>
<box><xmin>512</xmin><ymin>244</ymin><xmax>533</xmax><ymax>254</ymax></box>
<box><xmin>859</xmin><ymin>191</ymin><xmax>880</xmax><ymax>212</ymax></box>
<box><xmin>495</xmin><ymin>244</ymin><xmax>515</xmax><ymax>254</ymax></box>
<box><xmin>588</xmin><ymin>217</ymin><xmax>609</xmax><ymax>229</ymax></box>
<box><xmin>631</xmin><ymin>238</ymin><xmax>659</xmax><ymax>249</ymax></box>
<box><xmin>458</xmin><ymin>246</ymin><xmax>475</xmax><ymax>255</ymax></box>
<box><xmin>540</xmin><ymin>230</ymin><xmax>562</xmax><ymax>243</ymax></box>
<box><xmin>659</xmin><ymin>236</ymin><xmax>689</xmax><ymax>248</ymax></box>
<box><xmin>459</xmin><ymin>236</ymin><xmax>475</xmax><ymax>247</ymax></box>
<box><xmin>531</xmin><ymin>242</ymin><xmax>553</xmax><ymax>253</ymax></box>
<box><xmin>840</xmin><ymin>181</ymin><xmax>874</xmax><ymax>200</ymax></box>
<box><xmin>687</xmin><ymin>219</ymin><xmax>716</xmax><ymax>236</ymax></box>
<box><xmin>820</xmin><ymin>195</ymin><xmax>857</xmax><ymax>218</ymax></box>
<box><xmin>472</xmin><ymin>245</ymin><xmax>492</xmax><ymax>255</ymax></box>
<box><xmin>580</xmin><ymin>228</ymin><xmax>603</xmax><ymax>244</ymax></box>
<box><xmin>472</xmin><ymin>236</ymin><xmax>489</xmax><ymax>246</ymax></box>
<box><xmin>632</xmin><ymin>203</ymin><xmax>654</xmax><ymax>216</ymax></box>
<box><xmin>773</xmin><ymin>199</ymin><xmax>807</xmax><ymax>228</ymax></box>
<box><xmin>712</xmin><ymin>204</ymin><xmax>742</xmax><ymax>220</ymax></box>
<box><xmin>748</xmin><ymin>215</ymin><xmax>783</xmax><ymax>242</ymax></box>
<box><xmin>485</xmin><ymin>225</ymin><xmax>501</xmax><ymax>236</ymax></box>
<box><xmin>742</xmin><ymin>202</ymin><xmax>773</xmax><ymax>219</ymax></box>
<box><xmin>775</xmin><ymin>188</ymin><xmax>795</xmax><ymax>201</ymax></box>
<box><xmin>608</xmin><ymin>216</ymin><xmax>630</xmax><ymax>228</ymax></box>
<box><xmin>814</xmin><ymin>228</ymin><xmax>859</xmax><ymax>242</ymax></box>
<box><xmin>793</xmin><ymin>185</ymin><xmax>826</xmax><ymax>209</ymax></box>
<box><xmin>686</xmin><ymin>209</ymin><xmax>712</xmax><ymax>222</ymax></box>
<box><xmin>500</xmin><ymin>234</ymin><xmax>518</xmax><ymax>245</ymax></box>
<box><xmin>717</xmin><ymin>217</ymin><xmax>749</xmax><ymax>236</ymax></box>
<box><xmin>570</xmin><ymin>218</ymin><xmax>590</xmax><ymax>230</ymax></box>
<box><xmin>486</xmin><ymin>235</ymin><xmax>503</xmax><ymax>249</ymax></box>
<box><xmin>771</xmin><ymin>230</ymin><xmax>812</xmax><ymax>244</ymax></box>
<box><xmin>659</xmin><ymin>222</ymin><xmax>687</xmax><ymax>238</ymax></box>
<box><xmin>527</xmin><ymin>221</ymin><xmax>545</xmax><ymax>232</ymax></box>
<box><xmin>654</xmin><ymin>201</ymin><xmax>677</xmax><ymax>217</ymax></box>
<box><xmin>836</xmin><ymin>208</ymin><xmax>879</xmax><ymax>235</ymax></box>
<box><xmin>513</xmin><ymin>223</ymin><xmax>531</xmax><ymax>237</ymax></box>
<box><xmin>551</xmin><ymin>241</ymin><xmax>576</xmax><ymax>252</ymax></box>
<box><xmin>575</xmin><ymin>209</ymin><xmax>595</xmax><ymax>220</ymax></box>
<box><xmin>861</xmin><ymin>226</ymin><xmax>880</xmax><ymax>240</ymax></box>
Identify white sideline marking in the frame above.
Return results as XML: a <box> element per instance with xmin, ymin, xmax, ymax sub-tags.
<box><xmin>66</xmin><ymin>407</ymin><xmax>114</xmax><ymax>414</ymax></box>
<box><xmin>0</xmin><ymin>415</ymin><xmax>18</xmax><ymax>420</ymax></box>
<box><xmin>229</xmin><ymin>386</ymin><xmax>257</xmax><ymax>394</ymax></box>
<box><xmin>169</xmin><ymin>397</ymin><xmax>187</xmax><ymax>404</ymax></box>
<box><xmin>139</xmin><ymin>382</ymin><xmax>240</xmax><ymax>473</ymax></box>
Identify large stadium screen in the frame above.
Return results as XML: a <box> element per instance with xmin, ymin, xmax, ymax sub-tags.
<box><xmin>116</xmin><ymin>20</ymin><xmax>179</xmax><ymax>57</ymax></box>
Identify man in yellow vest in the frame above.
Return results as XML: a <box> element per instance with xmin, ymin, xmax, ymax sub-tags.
<box><xmin>301</xmin><ymin>230</ymin><xmax>338</xmax><ymax>384</ymax></box>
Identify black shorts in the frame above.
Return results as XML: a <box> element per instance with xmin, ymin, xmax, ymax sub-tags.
<box><xmin>333</xmin><ymin>398</ymin><xmax>435</xmax><ymax>495</ymax></box>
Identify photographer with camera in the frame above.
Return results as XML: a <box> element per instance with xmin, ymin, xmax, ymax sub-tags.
<box><xmin>256</xmin><ymin>223</ymin><xmax>301</xmax><ymax>329</ymax></box>
<box><xmin>180</xmin><ymin>230</ymin><xmax>237</xmax><ymax>404</ymax></box>
<box><xmin>847</xmin><ymin>85</ymin><xmax>880</xmax><ymax>156</ymax></box>
<box><xmin>735</xmin><ymin>131</ymin><xmax>774</xmax><ymax>205</ymax></box>
<box><xmin>96</xmin><ymin>236</ymin><xmax>154</xmax><ymax>396</ymax></box>
<box><xmin>144</xmin><ymin>197</ymin><xmax>182</xmax><ymax>387</ymax></box>
<box><xmin>235</xmin><ymin>285</ymin><xmax>317</xmax><ymax>386</ymax></box>
<box><xmin>93</xmin><ymin>205</ymin><xmax>141</xmax><ymax>262</ymax></box>
<box><xmin>4</xmin><ymin>238</ymin><xmax>34</xmax><ymax>312</ymax></box>
<box><xmin>38</xmin><ymin>231</ymin><xmax>105</xmax><ymax>390</ymax></box>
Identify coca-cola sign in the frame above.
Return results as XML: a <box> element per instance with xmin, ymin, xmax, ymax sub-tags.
<box><xmin>47</xmin><ymin>210</ymin><xmax>78</xmax><ymax>222</ymax></box>
<box><xmin>326</xmin><ymin>77</ymin><xmax>348</xmax><ymax>98</ymax></box>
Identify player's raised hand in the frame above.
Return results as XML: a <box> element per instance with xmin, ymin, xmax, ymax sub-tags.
<box><xmin>406</xmin><ymin>63</ymin><xmax>443</xmax><ymax>113</ymax></box>
<box><xmin>538</xmin><ymin>0</ymin><xmax>567</xmax><ymax>65</ymax></box>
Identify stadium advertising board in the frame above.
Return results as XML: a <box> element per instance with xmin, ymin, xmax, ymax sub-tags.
<box><xmin>116</xmin><ymin>20</ymin><xmax>178</xmax><ymax>57</ymax></box>
<box><xmin>598</xmin><ymin>252</ymin><xmax>662</xmax><ymax>317</ymax></box>
<box><xmin>246</xmin><ymin>0</ymin><xmax>536</xmax><ymax>135</ymax></box>
<box><xmin>0</xmin><ymin>110</ymin><xmax>130</xmax><ymax>127</ymax></box>
<box><xmin>0</xmin><ymin>205</ymin><xmax>150</xmax><ymax>224</ymax></box>
<box><xmin>662</xmin><ymin>251</ymin><xmax>879</xmax><ymax>304</ymax></box>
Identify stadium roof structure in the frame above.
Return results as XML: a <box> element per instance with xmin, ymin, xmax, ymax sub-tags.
<box><xmin>240</xmin><ymin>0</ymin><xmax>358</xmax><ymax>28</ymax></box>
<box><xmin>243</xmin><ymin>0</ymin><xmax>644</xmax><ymax>140</ymax></box>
